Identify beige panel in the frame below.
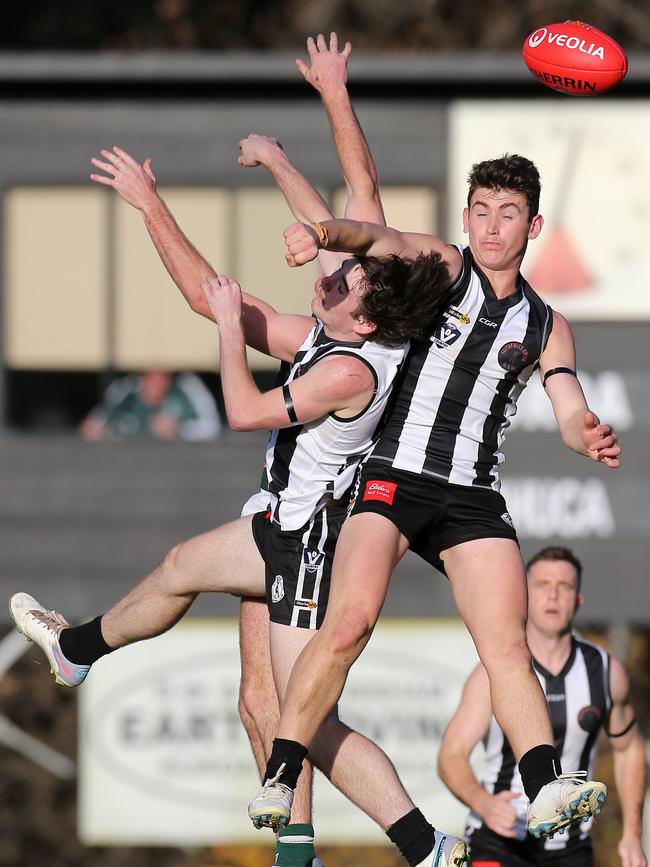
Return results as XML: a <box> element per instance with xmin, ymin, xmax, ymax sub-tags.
<box><xmin>114</xmin><ymin>188</ymin><xmax>230</xmax><ymax>371</ymax></box>
<box><xmin>332</xmin><ymin>186</ymin><xmax>438</xmax><ymax>235</ymax></box>
<box><xmin>234</xmin><ymin>188</ymin><xmax>320</xmax><ymax>370</ymax></box>
<box><xmin>5</xmin><ymin>187</ymin><xmax>108</xmax><ymax>369</ymax></box>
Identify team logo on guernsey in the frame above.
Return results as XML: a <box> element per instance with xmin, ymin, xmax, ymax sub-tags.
<box><xmin>271</xmin><ymin>575</ymin><xmax>285</xmax><ymax>603</ymax></box>
<box><xmin>303</xmin><ymin>547</ymin><xmax>325</xmax><ymax>573</ymax></box>
<box><xmin>363</xmin><ymin>480</ymin><xmax>397</xmax><ymax>505</ymax></box>
<box><xmin>498</xmin><ymin>341</ymin><xmax>530</xmax><ymax>373</ymax></box>
<box><xmin>578</xmin><ymin>704</ymin><xmax>603</xmax><ymax>733</ymax></box>
<box><xmin>432</xmin><ymin>320</ymin><xmax>461</xmax><ymax>349</ymax></box>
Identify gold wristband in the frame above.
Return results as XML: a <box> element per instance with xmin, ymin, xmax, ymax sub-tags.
<box><xmin>311</xmin><ymin>221</ymin><xmax>329</xmax><ymax>250</ymax></box>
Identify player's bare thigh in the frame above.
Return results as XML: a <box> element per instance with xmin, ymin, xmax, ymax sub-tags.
<box><xmin>168</xmin><ymin>515</ymin><xmax>265</xmax><ymax>597</ymax></box>
<box><xmin>441</xmin><ymin>537</ymin><xmax>528</xmax><ymax>645</ymax></box>
<box><xmin>269</xmin><ymin>621</ymin><xmax>313</xmax><ymax>700</ymax></box>
<box><xmin>322</xmin><ymin>512</ymin><xmax>409</xmax><ymax>624</ymax></box>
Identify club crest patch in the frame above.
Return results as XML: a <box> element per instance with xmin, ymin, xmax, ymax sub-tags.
<box><xmin>498</xmin><ymin>341</ymin><xmax>530</xmax><ymax>373</ymax></box>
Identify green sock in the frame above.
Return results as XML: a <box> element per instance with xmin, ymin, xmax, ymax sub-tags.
<box><xmin>274</xmin><ymin>823</ymin><xmax>316</xmax><ymax>866</ymax></box>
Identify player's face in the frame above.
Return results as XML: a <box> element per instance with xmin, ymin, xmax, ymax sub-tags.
<box><xmin>311</xmin><ymin>260</ymin><xmax>373</xmax><ymax>339</ymax></box>
<box><xmin>527</xmin><ymin>560</ymin><xmax>582</xmax><ymax>637</ymax></box>
<box><xmin>463</xmin><ymin>187</ymin><xmax>543</xmax><ymax>273</ymax></box>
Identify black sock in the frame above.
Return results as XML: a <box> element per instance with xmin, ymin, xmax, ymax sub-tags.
<box><xmin>263</xmin><ymin>738</ymin><xmax>308</xmax><ymax>790</ymax></box>
<box><xmin>59</xmin><ymin>615</ymin><xmax>113</xmax><ymax>665</ymax></box>
<box><xmin>519</xmin><ymin>744</ymin><xmax>562</xmax><ymax>802</ymax></box>
<box><xmin>386</xmin><ymin>808</ymin><xmax>437</xmax><ymax>867</ymax></box>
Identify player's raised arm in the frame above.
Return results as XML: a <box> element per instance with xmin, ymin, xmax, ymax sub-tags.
<box><xmin>201</xmin><ymin>275</ymin><xmax>375</xmax><ymax>432</ymax></box>
<box><xmin>607</xmin><ymin>657</ymin><xmax>648</xmax><ymax>867</ymax></box>
<box><xmin>90</xmin><ymin>147</ymin><xmax>218</xmax><ymax>318</ymax></box>
<box><xmin>438</xmin><ymin>665</ymin><xmax>520</xmax><ymax>839</ymax></box>
<box><xmin>90</xmin><ymin>146</ymin><xmax>312</xmax><ymax>359</ymax></box>
<box><xmin>539</xmin><ymin>312</ymin><xmax>621</xmax><ymax>467</ymax></box>
<box><xmin>284</xmin><ymin>218</ymin><xmax>462</xmax><ymax>275</ymax></box>
<box><xmin>297</xmin><ymin>32</ymin><xmax>385</xmax><ymax>227</ymax></box>
<box><xmin>237</xmin><ymin>133</ymin><xmax>346</xmax><ymax>277</ymax></box>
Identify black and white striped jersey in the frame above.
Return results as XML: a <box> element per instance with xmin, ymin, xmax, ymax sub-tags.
<box><xmin>372</xmin><ymin>245</ymin><xmax>553</xmax><ymax>490</ymax></box>
<box><xmin>467</xmin><ymin>634</ymin><xmax>611</xmax><ymax>852</ymax></box>
<box><xmin>266</xmin><ymin>320</ymin><xmax>407</xmax><ymax>531</ymax></box>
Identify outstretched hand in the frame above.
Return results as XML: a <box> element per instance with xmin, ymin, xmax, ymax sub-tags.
<box><xmin>238</xmin><ymin>134</ymin><xmax>283</xmax><ymax>168</ymax></box>
<box><xmin>90</xmin><ymin>146</ymin><xmax>158</xmax><ymax>211</ymax></box>
<box><xmin>284</xmin><ymin>222</ymin><xmax>320</xmax><ymax>267</ymax></box>
<box><xmin>201</xmin><ymin>274</ymin><xmax>243</xmax><ymax>325</ymax></box>
<box><xmin>581</xmin><ymin>411</ymin><xmax>621</xmax><ymax>468</ymax></box>
<box><xmin>296</xmin><ymin>32</ymin><xmax>351</xmax><ymax>97</ymax></box>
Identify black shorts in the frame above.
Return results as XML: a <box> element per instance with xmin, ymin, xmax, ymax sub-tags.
<box><xmin>251</xmin><ymin>504</ymin><xmax>347</xmax><ymax>630</ymax></box>
<box><xmin>349</xmin><ymin>460</ymin><xmax>518</xmax><ymax>574</ymax></box>
<box><xmin>467</xmin><ymin>825</ymin><xmax>593</xmax><ymax>867</ymax></box>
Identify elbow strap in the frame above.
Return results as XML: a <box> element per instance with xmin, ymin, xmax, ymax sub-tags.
<box><xmin>607</xmin><ymin>717</ymin><xmax>637</xmax><ymax>738</ymax></box>
<box><xmin>542</xmin><ymin>366</ymin><xmax>577</xmax><ymax>389</ymax></box>
<box><xmin>282</xmin><ymin>384</ymin><xmax>298</xmax><ymax>424</ymax></box>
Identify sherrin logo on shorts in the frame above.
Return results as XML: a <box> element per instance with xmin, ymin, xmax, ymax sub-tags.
<box><xmin>363</xmin><ymin>480</ymin><xmax>397</xmax><ymax>505</ymax></box>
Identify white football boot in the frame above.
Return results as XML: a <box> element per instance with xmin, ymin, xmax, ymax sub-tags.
<box><xmin>9</xmin><ymin>592</ymin><xmax>90</xmax><ymax>687</ymax></box>
<box><xmin>528</xmin><ymin>771</ymin><xmax>607</xmax><ymax>839</ymax></box>
<box><xmin>415</xmin><ymin>831</ymin><xmax>468</xmax><ymax>866</ymax></box>
<box><xmin>248</xmin><ymin>763</ymin><xmax>293</xmax><ymax>830</ymax></box>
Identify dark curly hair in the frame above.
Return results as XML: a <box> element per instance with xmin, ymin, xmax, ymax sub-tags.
<box><xmin>526</xmin><ymin>545</ymin><xmax>583</xmax><ymax>593</ymax></box>
<box><xmin>354</xmin><ymin>252</ymin><xmax>451</xmax><ymax>348</ymax></box>
<box><xmin>467</xmin><ymin>154</ymin><xmax>541</xmax><ymax>219</ymax></box>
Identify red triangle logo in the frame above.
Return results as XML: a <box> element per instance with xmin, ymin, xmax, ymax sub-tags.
<box><xmin>526</xmin><ymin>228</ymin><xmax>594</xmax><ymax>294</ymax></box>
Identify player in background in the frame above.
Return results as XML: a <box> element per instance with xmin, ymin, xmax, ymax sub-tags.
<box><xmin>252</xmin><ymin>150</ymin><xmax>622</xmax><ymax>844</ymax></box>
<box><xmin>438</xmin><ymin>546</ymin><xmax>647</xmax><ymax>867</ymax></box>
<box><xmin>11</xmin><ymin>37</ymin><xmax>469</xmax><ymax>867</ymax></box>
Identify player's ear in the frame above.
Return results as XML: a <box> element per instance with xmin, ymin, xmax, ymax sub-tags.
<box><xmin>462</xmin><ymin>207</ymin><xmax>470</xmax><ymax>234</ymax></box>
<box><xmin>353</xmin><ymin>314</ymin><xmax>375</xmax><ymax>338</ymax></box>
<box><xmin>528</xmin><ymin>213</ymin><xmax>543</xmax><ymax>239</ymax></box>
<box><xmin>575</xmin><ymin>592</ymin><xmax>584</xmax><ymax>615</ymax></box>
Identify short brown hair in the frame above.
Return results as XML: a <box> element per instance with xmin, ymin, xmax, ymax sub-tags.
<box><xmin>467</xmin><ymin>154</ymin><xmax>541</xmax><ymax>219</ymax></box>
<box><xmin>526</xmin><ymin>546</ymin><xmax>583</xmax><ymax>593</ymax></box>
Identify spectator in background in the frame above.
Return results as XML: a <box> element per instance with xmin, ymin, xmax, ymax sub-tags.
<box><xmin>80</xmin><ymin>369</ymin><xmax>221</xmax><ymax>441</ymax></box>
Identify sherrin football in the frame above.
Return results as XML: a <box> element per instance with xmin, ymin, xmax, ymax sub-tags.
<box><xmin>522</xmin><ymin>20</ymin><xmax>628</xmax><ymax>95</ymax></box>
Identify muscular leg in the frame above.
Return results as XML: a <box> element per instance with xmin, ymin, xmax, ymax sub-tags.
<box><xmin>239</xmin><ymin>598</ymin><xmax>314</xmax><ymax>823</ymax></box>
<box><xmin>261</xmin><ymin>553</ymin><xmax>466</xmax><ymax>867</ymax></box>
<box><xmin>270</xmin><ymin>621</ymin><xmax>414</xmax><ymax>829</ymax></box>
<box><xmin>49</xmin><ymin>516</ymin><xmax>266</xmax><ymax>670</ymax></box>
<box><xmin>239</xmin><ymin>598</ymin><xmax>278</xmax><ymax>776</ymax></box>
<box><xmin>101</xmin><ymin>516</ymin><xmax>264</xmax><ymax>647</ymax></box>
<box><xmin>276</xmin><ymin>512</ymin><xmax>409</xmax><ymax>748</ymax></box>
<box><xmin>441</xmin><ymin>537</ymin><xmax>553</xmax><ymax>760</ymax></box>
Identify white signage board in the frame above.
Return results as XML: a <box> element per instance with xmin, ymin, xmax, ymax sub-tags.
<box><xmin>448</xmin><ymin>100</ymin><xmax>650</xmax><ymax>320</ymax></box>
<box><xmin>79</xmin><ymin>618</ymin><xmax>479</xmax><ymax>845</ymax></box>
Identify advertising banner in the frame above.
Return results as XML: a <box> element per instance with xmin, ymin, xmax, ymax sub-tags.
<box><xmin>79</xmin><ymin>619</ymin><xmax>479</xmax><ymax>845</ymax></box>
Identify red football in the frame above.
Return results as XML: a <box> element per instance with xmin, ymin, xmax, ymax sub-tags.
<box><xmin>522</xmin><ymin>20</ymin><xmax>628</xmax><ymax>95</ymax></box>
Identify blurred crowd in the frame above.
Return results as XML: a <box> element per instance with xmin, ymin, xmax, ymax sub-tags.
<box><xmin>4</xmin><ymin>0</ymin><xmax>649</xmax><ymax>51</ymax></box>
